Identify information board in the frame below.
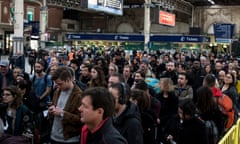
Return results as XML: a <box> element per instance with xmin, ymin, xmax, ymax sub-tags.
<box><xmin>159</xmin><ymin>10</ymin><xmax>175</xmax><ymax>27</ymax></box>
<box><xmin>214</xmin><ymin>23</ymin><xmax>235</xmax><ymax>43</ymax></box>
<box><xmin>87</xmin><ymin>0</ymin><xmax>123</xmax><ymax>15</ymax></box>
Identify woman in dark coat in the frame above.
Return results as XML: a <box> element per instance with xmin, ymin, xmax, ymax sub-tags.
<box><xmin>1</xmin><ymin>85</ymin><xmax>31</xmax><ymax>135</ymax></box>
<box><xmin>156</xmin><ymin>78</ymin><xmax>179</xmax><ymax>143</ymax></box>
<box><xmin>196</xmin><ymin>86</ymin><xmax>227</xmax><ymax>138</ymax></box>
<box><xmin>221</xmin><ymin>72</ymin><xmax>240</xmax><ymax>117</ymax></box>
<box><xmin>177</xmin><ymin>99</ymin><xmax>208</xmax><ymax>144</ymax></box>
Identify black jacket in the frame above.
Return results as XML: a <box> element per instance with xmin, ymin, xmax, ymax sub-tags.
<box><xmin>113</xmin><ymin>102</ymin><xmax>144</xmax><ymax>144</ymax></box>
<box><xmin>157</xmin><ymin>92</ymin><xmax>178</xmax><ymax>142</ymax></box>
<box><xmin>178</xmin><ymin>117</ymin><xmax>208</xmax><ymax>144</ymax></box>
<box><xmin>81</xmin><ymin>118</ymin><xmax>127</xmax><ymax>144</ymax></box>
<box><xmin>157</xmin><ymin>91</ymin><xmax>179</xmax><ymax>122</ymax></box>
<box><xmin>188</xmin><ymin>68</ymin><xmax>206</xmax><ymax>103</ymax></box>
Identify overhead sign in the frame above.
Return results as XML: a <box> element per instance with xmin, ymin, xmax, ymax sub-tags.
<box><xmin>214</xmin><ymin>23</ymin><xmax>235</xmax><ymax>43</ymax></box>
<box><xmin>150</xmin><ymin>35</ymin><xmax>210</xmax><ymax>43</ymax></box>
<box><xmin>66</xmin><ymin>34</ymin><xmax>144</xmax><ymax>41</ymax></box>
<box><xmin>159</xmin><ymin>10</ymin><xmax>175</xmax><ymax>27</ymax></box>
<box><xmin>66</xmin><ymin>34</ymin><xmax>210</xmax><ymax>43</ymax></box>
<box><xmin>85</xmin><ymin>0</ymin><xmax>123</xmax><ymax>15</ymax></box>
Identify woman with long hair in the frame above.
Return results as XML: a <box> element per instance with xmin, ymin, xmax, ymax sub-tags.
<box><xmin>130</xmin><ymin>89</ymin><xmax>150</xmax><ymax>112</ymax></box>
<box><xmin>221</xmin><ymin>72</ymin><xmax>240</xmax><ymax>119</ymax></box>
<box><xmin>156</xmin><ymin>78</ymin><xmax>179</xmax><ymax>144</ymax></box>
<box><xmin>176</xmin><ymin>99</ymin><xmax>207</xmax><ymax>144</ymax></box>
<box><xmin>130</xmin><ymin>88</ymin><xmax>158</xmax><ymax>144</ymax></box>
<box><xmin>1</xmin><ymin>85</ymin><xmax>31</xmax><ymax>135</ymax></box>
<box><xmin>204</xmin><ymin>64</ymin><xmax>213</xmax><ymax>75</ymax></box>
<box><xmin>221</xmin><ymin>73</ymin><xmax>238</xmax><ymax>106</ymax></box>
<box><xmin>88</xmin><ymin>65</ymin><xmax>107</xmax><ymax>88</ymax></box>
<box><xmin>196</xmin><ymin>86</ymin><xmax>227</xmax><ymax>138</ymax></box>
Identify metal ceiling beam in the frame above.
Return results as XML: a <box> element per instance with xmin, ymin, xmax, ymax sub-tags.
<box><xmin>152</xmin><ymin>0</ymin><xmax>193</xmax><ymax>15</ymax></box>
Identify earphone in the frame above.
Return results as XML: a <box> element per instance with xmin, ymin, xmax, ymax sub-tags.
<box><xmin>118</xmin><ymin>82</ymin><xmax>127</xmax><ymax>105</ymax></box>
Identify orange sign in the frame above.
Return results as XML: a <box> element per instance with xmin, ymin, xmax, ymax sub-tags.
<box><xmin>159</xmin><ymin>10</ymin><xmax>175</xmax><ymax>27</ymax></box>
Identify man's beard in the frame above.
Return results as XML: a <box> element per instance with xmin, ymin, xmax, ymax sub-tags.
<box><xmin>35</xmin><ymin>69</ymin><xmax>43</xmax><ymax>74</ymax></box>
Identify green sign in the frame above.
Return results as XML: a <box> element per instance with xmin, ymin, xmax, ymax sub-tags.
<box><xmin>10</xmin><ymin>7</ymin><xmax>15</xmax><ymax>23</ymax></box>
<box><xmin>149</xmin><ymin>42</ymin><xmax>176</xmax><ymax>50</ymax></box>
<box><xmin>121</xmin><ymin>42</ymin><xmax>144</xmax><ymax>50</ymax></box>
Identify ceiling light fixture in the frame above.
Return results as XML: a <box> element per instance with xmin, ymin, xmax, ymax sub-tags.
<box><xmin>208</xmin><ymin>0</ymin><xmax>215</xmax><ymax>5</ymax></box>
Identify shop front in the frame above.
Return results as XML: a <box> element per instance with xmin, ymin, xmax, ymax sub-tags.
<box><xmin>65</xmin><ymin>33</ymin><xmax>145</xmax><ymax>51</ymax></box>
<box><xmin>65</xmin><ymin>33</ymin><xmax>211</xmax><ymax>54</ymax></box>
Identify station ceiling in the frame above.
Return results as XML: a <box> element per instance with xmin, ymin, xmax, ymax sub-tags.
<box><xmin>185</xmin><ymin>0</ymin><xmax>240</xmax><ymax>6</ymax></box>
<box><xmin>124</xmin><ymin>0</ymin><xmax>240</xmax><ymax>6</ymax></box>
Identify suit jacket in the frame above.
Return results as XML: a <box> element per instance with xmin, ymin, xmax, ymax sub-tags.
<box><xmin>52</xmin><ymin>83</ymin><xmax>83</xmax><ymax>140</ymax></box>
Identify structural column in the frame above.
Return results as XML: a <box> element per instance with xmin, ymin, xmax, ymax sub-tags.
<box><xmin>144</xmin><ymin>0</ymin><xmax>151</xmax><ymax>52</ymax></box>
<box><xmin>13</xmin><ymin>0</ymin><xmax>24</xmax><ymax>55</ymax></box>
<box><xmin>40</xmin><ymin>0</ymin><xmax>48</xmax><ymax>49</ymax></box>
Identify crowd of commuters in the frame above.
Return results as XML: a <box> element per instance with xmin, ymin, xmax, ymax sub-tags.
<box><xmin>0</xmin><ymin>47</ymin><xmax>239</xmax><ymax>144</ymax></box>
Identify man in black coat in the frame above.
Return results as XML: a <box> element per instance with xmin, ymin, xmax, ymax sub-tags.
<box><xmin>109</xmin><ymin>82</ymin><xmax>144</xmax><ymax>144</ymax></box>
<box><xmin>79</xmin><ymin>87</ymin><xmax>127</xmax><ymax>144</ymax></box>
<box><xmin>188</xmin><ymin>58</ymin><xmax>205</xmax><ymax>103</ymax></box>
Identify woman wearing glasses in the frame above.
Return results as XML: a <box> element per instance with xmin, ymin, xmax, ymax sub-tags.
<box><xmin>1</xmin><ymin>85</ymin><xmax>31</xmax><ymax>136</ymax></box>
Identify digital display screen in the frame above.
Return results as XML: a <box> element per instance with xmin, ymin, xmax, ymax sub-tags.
<box><xmin>87</xmin><ymin>0</ymin><xmax>123</xmax><ymax>15</ymax></box>
<box><xmin>159</xmin><ymin>10</ymin><xmax>175</xmax><ymax>27</ymax></box>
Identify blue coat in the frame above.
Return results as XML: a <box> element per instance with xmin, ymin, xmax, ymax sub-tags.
<box><xmin>14</xmin><ymin>105</ymin><xmax>30</xmax><ymax>135</ymax></box>
<box><xmin>5</xmin><ymin>104</ymin><xmax>30</xmax><ymax>135</ymax></box>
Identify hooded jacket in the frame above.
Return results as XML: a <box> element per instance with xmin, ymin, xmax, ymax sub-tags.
<box><xmin>113</xmin><ymin>102</ymin><xmax>143</xmax><ymax>144</ymax></box>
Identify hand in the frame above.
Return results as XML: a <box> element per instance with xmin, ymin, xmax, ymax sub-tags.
<box><xmin>167</xmin><ymin>135</ymin><xmax>173</xmax><ymax>141</ymax></box>
<box><xmin>48</xmin><ymin>105</ymin><xmax>63</xmax><ymax>117</ymax></box>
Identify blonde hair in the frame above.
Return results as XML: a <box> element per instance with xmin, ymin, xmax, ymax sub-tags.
<box><xmin>109</xmin><ymin>64</ymin><xmax>119</xmax><ymax>73</ymax></box>
<box><xmin>160</xmin><ymin>78</ymin><xmax>174</xmax><ymax>92</ymax></box>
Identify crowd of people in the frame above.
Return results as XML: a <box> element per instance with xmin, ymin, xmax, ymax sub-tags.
<box><xmin>0</xmin><ymin>47</ymin><xmax>239</xmax><ymax>144</ymax></box>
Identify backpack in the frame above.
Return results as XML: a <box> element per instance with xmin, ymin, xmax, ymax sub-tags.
<box><xmin>145</xmin><ymin>77</ymin><xmax>161</xmax><ymax>95</ymax></box>
<box><xmin>30</xmin><ymin>74</ymin><xmax>51</xmax><ymax>111</ymax></box>
<box><xmin>205</xmin><ymin>120</ymin><xmax>219</xmax><ymax>144</ymax></box>
<box><xmin>215</xmin><ymin>94</ymin><xmax>234</xmax><ymax>129</ymax></box>
<box><xmin>32</xmin><ymin>74</ymin><xmax>48</xmax><ymax>86</ymax></box>
<box><xmin>141</xmin><ymin>111</ymin><xmax>158</xmax><ymax>144</ymax></box>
